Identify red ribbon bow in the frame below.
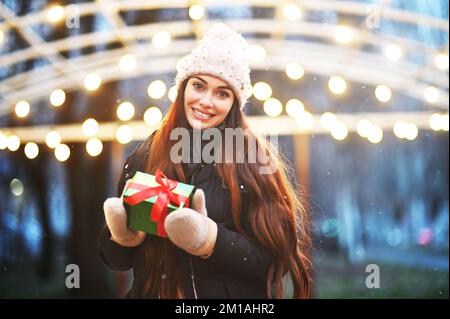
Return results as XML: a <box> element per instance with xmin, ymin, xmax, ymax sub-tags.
<box><xmin>124</xmin><ymin>169</ymin><xmax>190</xmax><ymax>237</ymax></box>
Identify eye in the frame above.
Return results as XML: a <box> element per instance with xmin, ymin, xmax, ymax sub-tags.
<box><xmin>193</xmin><ymin>82</ymin><xmax>203</xmax><ymax>90</ymax></box>
<box><xmin>218</xmin><ymin>91</ymin><xmax>230</xmax><ymax>98</ymax></box>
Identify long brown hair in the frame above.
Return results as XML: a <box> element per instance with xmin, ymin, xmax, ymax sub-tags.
<box><xmin>141</xmin><ymin>78</ymin><xmax>312</xmax><ymax>298</ymax></box>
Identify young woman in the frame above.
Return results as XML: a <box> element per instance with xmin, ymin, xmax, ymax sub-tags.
<box><xmin>99</xmin><ymin>24</ymin><xmax>312</xmax><ymax>299</ymax></box>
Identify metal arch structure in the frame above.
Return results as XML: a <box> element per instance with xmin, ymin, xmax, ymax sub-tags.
<box><xmin>3</xmin><ymin>111</ymin><xmax>441</xmax><ymax>143</ymax></box>
<box><xmin>0</xmin><ymin>0</ymin><xmax>448</xmax><ymax>140</ymax></box>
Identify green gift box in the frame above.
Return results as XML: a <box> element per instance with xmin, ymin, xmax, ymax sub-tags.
<box><xmin>122</xmin><ymin>170</ymin><xmax>195</xmax><ymax>238</ymax></box>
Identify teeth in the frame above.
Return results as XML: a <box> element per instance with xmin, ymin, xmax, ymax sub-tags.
<box><xmin>193</xmin><ymin>108</ymin><xmax>213</xmax><ymax>118</ymax></box>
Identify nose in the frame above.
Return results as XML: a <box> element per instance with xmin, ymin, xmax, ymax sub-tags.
<box><xmin>199</xmin><ymin>92</ymin><xmax>214</xmax><ymax>107</ymax></box>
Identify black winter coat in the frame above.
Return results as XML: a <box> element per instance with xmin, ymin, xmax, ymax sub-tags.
<box><xmin>98</xmin><ymin>131</ymin><xmax>274</xmax><ymax>298</ymax></box>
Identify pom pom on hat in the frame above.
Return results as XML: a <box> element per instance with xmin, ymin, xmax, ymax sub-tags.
<box><xmin>175</xmin><ymin>24</ymin><xmax>252</xmax><ymax>109</ymax></box>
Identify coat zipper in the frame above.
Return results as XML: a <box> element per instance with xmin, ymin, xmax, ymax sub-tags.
<box><xmin>189</xmin><ymin>171</ymin><xmax>199</xmax><ymax>299</ymax></box>
<box><xmin>189</xmin><ymin>256</ymin><xmax>198</xmax><ymax>299</ymax></box>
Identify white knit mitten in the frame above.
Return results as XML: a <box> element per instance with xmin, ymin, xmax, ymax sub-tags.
<box><xmin>164</xmin><ymin>189</ymin><xmax>218</xmax><ymax>258</ymax></box>
<box><xmin>103</xmin><ymin>197</ymin><xmax>146</xmax><ymax>247</ymax></box>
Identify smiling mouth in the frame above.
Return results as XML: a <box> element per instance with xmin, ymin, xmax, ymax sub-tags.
<box><xmin>192</xmin><ymin>107</ymin><xmax>215</xmax><ymax>120</ymax></box>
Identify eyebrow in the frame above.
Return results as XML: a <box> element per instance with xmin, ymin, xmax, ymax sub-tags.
<box><xmin>191</xmin><ymin>76</ymin><xmax>232</xmax><ymax>91</ymax></box>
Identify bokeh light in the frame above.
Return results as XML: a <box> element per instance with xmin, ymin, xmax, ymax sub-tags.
<box><xmin>375</xmin><ymin>85</ymin><xmax>392</xmax><ymax>103</ymax></box>
<box><xmin>152</xmin><ymin>31</ymin><xmax>171</xmax><ymax>49</ymax></box>
<box><xmin>247</xmin><ymin>44</ymin><xmax>266</xmax><ymax>62</ymax></box>
<box><xmin>189</xmin><ymin>4</ymin><xmax>205</xmax><ymax>20</ymax></box>
<box><xmin>328</xmin><ymin>76</ymin><xmax>347</xmax><ymax>95</ymax></box>
<box><xmin>116</xmin><ymin>125</ymin><xmax>133</xmax><ymax>144</ymax></box>
<box><xmin>252</xmin><ymin>82</ymin><xmax>272</xmax><ymax>101</ymax></box>
<box><xmin>55</xmin><ymin>144</ymin><xmax>70</xmax><ymax>162</ymax></box>
<box><xmin>320</xmin><ymin>112</ymin><xmax>338</xmax><ymax>131</ymax></box>
<box><xmin>84</xmin><ymin>73</ymin><xmax>102</xmax><ymax>91</ymax></box>
<box><xmin>116</xmin><ymin>102</ymin><xmax>135</xmax><ymax>121</ymax></box>
<box><xmin>15</xmin><ymin>101</ymin><xmax>30</xmax><ymax>118</ymax></box>
<box><xmin>295</xmin><ymin>111</ymin><xmax>314</xmax><ymax>130</ymax></box>
<box><xmin>50</xmin><ymin>89</ymin><xmax>66</xmax><ymax>107</ymax></box>
<box><xmin>119</xmin><ymin>53</ymin><xmax>137</xmax><ymax>71</ymax></box>
<box><xmin>7</xmin><ymin>135</ymin><xmax>20</xmax><ymax>151</ymax></box>
<box><xmin>283</xmin><ymin>4</ymin><xmax>302</xmax><ymax>21</ymax></box>
<box><xmin>144</xmin><ymin>107</ymin><xmax>163</xmax><ymax>126</ymax></box>
<box><xmin>10</xmin><ymin>178</ymin><xmax>24</xmax><ymax>196</ymax></box>
<box><xmin>24</xmin><ymin>142</ymin><xmax>39</xmax><ymax>159</ymax></box>
<box><xmin>286</xmin><ymin>99</ymin><xmax>305</xmax><ymax>118</ymax></box>
<box><xmin>263</xmin><ymin>98</ymin><xmax>283</xmax><ymax>117</ymax></box>
<box><xmin>82</xmin><ymin>118</ymin><xmax>99</xmax><ymax>137</ymax></box>
<box><xmin>147</xmin><ymin>80</ymin><xmax>166</xmax><ymax>99</ymax></box>
<box><xmin>285</xmin><ymin>62</ymin><xmax>305</xmax><ymax>80</ymax></box>
<box><xmin>86</xmin><ymin>138</ymin><xmax>103</xmax><ymax>157</ymax></box>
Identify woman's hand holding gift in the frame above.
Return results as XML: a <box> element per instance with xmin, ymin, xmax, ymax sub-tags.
<box><xmin>164</xmin><ymin>189</ymin><xmax>218</xmax><ymax>258</ymax></box>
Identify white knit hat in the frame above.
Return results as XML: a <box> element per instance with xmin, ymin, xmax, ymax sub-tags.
<box><xmin>175</xmin><ymin>24</ymin><xmax>252</xmax><ymax>109</ymax></box>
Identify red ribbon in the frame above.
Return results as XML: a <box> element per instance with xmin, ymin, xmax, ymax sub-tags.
<box><xmin>124</xmin><ymin>169</ymin><xmax>190</xmax><ymax>237</ymax></box>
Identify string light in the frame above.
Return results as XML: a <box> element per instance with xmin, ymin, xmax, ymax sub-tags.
<box><xmin>429</xmin><ymin>113</ymin><xmax>448</xmax><ymax>131</ymax></box>
<box><xmin>263</xmin><ymin>98</ymin><xmax>283</xmax><ymax>117</ymax></box>
<box><xmin>285</xmin><ymin>63</ymin><xmax>304</xmax><ymax>80</ymax></box>
<box><xmin>147</xmin><ymin>80</ymin><xmax>166</xmax><ymax>99</ymax></box>
<box><xmin>357</xmin><ymin>119</ymin><xmax>373</xmax><ymax>138</ymax></box>
<box><xmin>86</xmin><ymin>138</ymin><xmax>103</xmax><ymax>157</ymax></box>
<box><xmin>367</xmin><ymin>125</ymin><xmax>383</xmax><ymax>143</ymax></box>
<box><xmin>286</xmin><ymin>99</ymin><xmax>305</xmax><ymax>118</ymax></box>
<box><xmin>47</xmin><ymin>5</ymin><xmax>65</xmax><ymax>23</ymax></box>
<box><xmin>119</xmin><ymin>54</ymin><xmax>137</xmax><ymax>71</ymax></box>
<box><xmin>144</xmin><ymin>107</ymin><xmax>163</xmax><ymax>126</ymax></box>
<box><xmin>116</xmin><ymin>125</ymin><xmax>133</xmax><ymax>144</ymax></box>
<box><xmin>375</xmin><ymin>85</ymin><xmax>392</xmax><ymax>103</ymax></box>
<box><xmin>393</xmin><ymin>122</ymin><xmax>419</xmax><ymax>141</ymax></box>
<box><xmin>384</xmin><ymin>44</ymin><xmax>402</xmax><ymax>62</ymax></box>
<box><xmin>7</xmin><ymin>135</ymin><xmax>20</xmax><ymax>151</ymax></box>
<box><xmin>335</xmin><ymin>26</ymin><xmax>353</xmax><ymax>44</ymax></box>
<box><xmin>82</xmin><ymin>118</ymin><xmax>99</xmax><ymax>137</ymax></box>
<box><xmin>116</xmin><ymin>102</ymin><xmax>135</xmax><ymax>121</ymax></box>
<box><xmin>434</xmin><ymin>53</ymin><xmax>449</xmax><ymax>71</ymax></box>
<box><xmin>189</xmin><ymin>4</ymin><xmax>205</xmax><ymax>20</ymax></box>
<box><xmin>252</xmin><ymin>82</ymin><xmax>272</xmax><ymax>101</ymax></box>
<box><xmin>393</xmin><ymin>120</ymin><xmax>408</xmax><ymax>138</ymax></box>
<box><xmin>10</xmin><ymin>178</ymin><xmax>24</xmax><ymax>196</ymax></box>
<box><xmin>328</xmin><ymin>76</ymin><xmax>347</xmax><ymax>95</ymax></box>
<box><xmin>24</xmin><ymin>142</ymin><xmax>39</xmax><ymax>159</ymax></box>
<box><xmin>404</xmin><ymin>123</ymin><xmax>418</xmax><ymax>141</ymax></box>
<box><xmin>295</xmin><ymin>111</ymin><xmax>314</xmax><ymax>130</ymax></box>
<box><xmin>247</xmin><ymin>44</ymin><xmax>266</xmax><ymax>62</ymax></box>
<box><xmin>152</xmin><ymin>31</ymin><xmax>171</xmax><ymax>49</ymax></box>
<box><xmin>50</xmin><ymin>89</ymin><xmax>66</xmax><ymax>107</ymax></box>
<box><xmin>84</xmin><ymin>73</ymin><xmax>102</xmax><ymax>91</ymax></box>
<box><xmin>45</xmin><ymin>130</ymin><xmax>61</xmax><ymax>148</ymax></box>
<box><xmin>55</xmin><ymin>144</ymin><xmax>70</xmax><ymax>162</ymax></box>
<box><xmin>15</xmin><ymin>101</ymin><xmax>30</xmax><ymax>118</ymax></box>
<box><xmin>320</xmin><ymin>112</ymin><xmax>338</xmax><ymax>130</ymax></box>
<box><xmin>283</xmin><ymin>4</ymin><xmax>303</xmax><ymax>21</ymax></box>
<box><xmin>330</xmin><ymin>122</ymin><xmax>348</xmax><ymax>140</ymax></box>
<box><xmin>429</xmin><ymin>114</ymin><xmax>442</xmax><ymax>131</ymax></box>
<box><xmin>424</xmin><ymin>86</ymin><xmax>439</xmax><ymax>103</ymax></box>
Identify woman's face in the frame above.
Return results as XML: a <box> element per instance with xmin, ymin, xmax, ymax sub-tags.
<box><xmin>184</xmin><ymin>74</ymin><xmax>235</xmax><ymax>130</ymax></box>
